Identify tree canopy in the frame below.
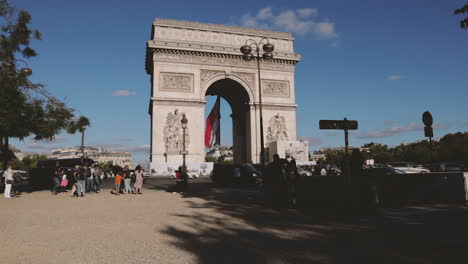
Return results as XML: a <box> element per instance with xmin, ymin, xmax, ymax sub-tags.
<box><xmin>0</xmin><ymin>0</ymin><xmax>89</xmax><ymax>168</ymax></box>
<box><xmin>454</xmin><ymin>4</ymin><xmax>468</xmax><ymax>29</ymax></box>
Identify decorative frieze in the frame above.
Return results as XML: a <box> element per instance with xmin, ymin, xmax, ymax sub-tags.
<box><xmin>160</xmin><ymin>72</ymin><xmax>193</xmax><ymax>92</ymax></box>
<box><xmin>154</xmin><ymin>51</ymin><xmax>295</xmax><ymax>72</ymax></box>
<box><xmin>262</xmin><ymin>79</ymin><xmax>290</xmax><ymax>97</ymax></box>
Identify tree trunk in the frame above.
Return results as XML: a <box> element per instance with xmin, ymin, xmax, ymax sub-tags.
<box><xmin>1</xmin><ymin>136</ymin><xmax>9</xmax><ymax>170</ymax></box>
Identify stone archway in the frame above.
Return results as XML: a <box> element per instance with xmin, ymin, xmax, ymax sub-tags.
<box><xmin>145</xmin><ymin>19</ymin><xmax>301</xmax><ymax>170</ymax></box>
<box><xmin>205</xmin><ymin>78</ymin><xmax>251</xmax><ymax>163</ymax></box>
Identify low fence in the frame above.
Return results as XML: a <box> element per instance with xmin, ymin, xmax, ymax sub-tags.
<box><xmin>295</xmin><ymin>172</ymin><xmax>467</xmax><ymax>208</ymax></box>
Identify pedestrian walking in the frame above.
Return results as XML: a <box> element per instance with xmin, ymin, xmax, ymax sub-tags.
<box><xmin>133</xmin><ymin>165</ymin><xmax>144</xmax><ymax>194</ymax></box>
<box><xmin>51</xmin><ymin>162</ymin><xmax>61</xmax><ymax>195</ymax></box>
<box><xmin>3</xmin><ymin>164</ymin><xmax>13</xmax><ymax>199</ymax></box>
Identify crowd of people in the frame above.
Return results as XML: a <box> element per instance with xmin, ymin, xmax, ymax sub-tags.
<box><xmin>51</xmin><ymin>162</ymin><xmax>145</xmax><ymax>197</ymax></box>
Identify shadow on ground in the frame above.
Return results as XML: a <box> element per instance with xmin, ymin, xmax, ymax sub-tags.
<box><xmin>148</xmin><ymin>177</ymin><xmax>468</xmax><ymax>264</ymax></box>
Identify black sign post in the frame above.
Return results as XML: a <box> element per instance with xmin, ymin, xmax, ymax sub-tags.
<box><xmin>422</xmin><ymin>111</ymin><xmax>434</xmax><ymax>164</ymax></box>
<box><xmin>319</xmin><ymin>118</ymin><xmax>358</xmax><ymax>183</ymax></box>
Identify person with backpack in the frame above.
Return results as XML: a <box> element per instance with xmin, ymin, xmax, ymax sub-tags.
<box><xmin>74</xmin><ymin>165</ymin><xmax>87</xmax><ymax>197</ymax></box>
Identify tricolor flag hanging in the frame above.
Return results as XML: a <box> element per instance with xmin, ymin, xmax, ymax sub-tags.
<box><xmin>205</xmin><ymin>96</ymin><xmax>221</xmax><ymax>148</ymax></box>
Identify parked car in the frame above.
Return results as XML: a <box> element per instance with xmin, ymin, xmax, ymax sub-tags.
<box><xmin>364</xmin><ymin>167</ymin><xmax>407</xmax><ymax>176</ymax></box>
<box><xmin>297</xmin><ymin>168</ymin><xmax>312</xmax><ymax>177</ymax></box>
<box><xmin>210</xmin><ymin>163</ymin><xmax>261</xmax><ymax>187</ymax></box>
<box><xmin>386</xmin><ymin>162</ymin><xmax>430</xmax><ymax>173</ymax></box>
<box><xmin>440</xmin><ymin>162</ymin><xmax>465</xmax><ymax>172</ymax></box>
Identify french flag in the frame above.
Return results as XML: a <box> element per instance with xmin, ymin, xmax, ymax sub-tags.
<box><xmin>205</xmin><ymin>96</ymin><xmax>221</xmax><ymax>148</ymax></box>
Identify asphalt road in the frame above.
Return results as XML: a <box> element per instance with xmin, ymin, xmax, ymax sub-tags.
<box><xmin>0</xmin><ymin>176</ymin><xmax>467</xmax><ymax>264</ymax></box>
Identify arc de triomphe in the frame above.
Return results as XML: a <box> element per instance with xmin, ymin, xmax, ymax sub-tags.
<box><xmin>145</xmin><ymin>19</ymin><xmax>301</xmax><ymax>169</ymax></box>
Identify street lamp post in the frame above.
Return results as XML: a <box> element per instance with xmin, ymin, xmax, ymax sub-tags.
<box><xmin>240</xmin><ymin>38</ymin><xmax>274</xmax><ymax>167</ymax></box>
<box><xmin>181</xmin><ymin>113</ymin><xmax>188</xmax><ymax>172</ymax></box>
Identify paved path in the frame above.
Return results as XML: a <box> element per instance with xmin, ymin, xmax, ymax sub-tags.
<box><xmin>1</xmin><ymin>176</ymin><xmax>467</xmax><ymax>264</ymax></box>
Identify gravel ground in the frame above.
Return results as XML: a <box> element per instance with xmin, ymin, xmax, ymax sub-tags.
<box><xmin>1</xmin><ymin>176</ymin><xmax>468</xmax><ymax>264</ymax></box>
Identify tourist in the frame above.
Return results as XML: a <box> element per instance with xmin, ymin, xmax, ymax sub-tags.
<box><xmin>70</xmin><ymin>168</ymin><xmax>78</xmax><ymax>197</ymax></box>
<box><xmin>85</xmin><ymin>165</ymin><xmax>94</xmax><ymax>193</ymax></box>
<box><xmin>3</xmin><ymin>164</ymin><xmax>13</xmax><ymax>198</ymax></box>
<box><xmin>123</xmin><ymin>165</ymin><xmax>132</xmax><ymax>194</ymax></box>
<box><xmin>93</xmin><ymin>164</ymin><xmax>101</xmax><ymax>193</ymax></box>
<box><xmin>285</xmin><ymin>158</ymin><xmax>300</xmax><ymax>207</ymax></box>
<box><xmin>264</xmin><ymin>154</ymin><xmax>288</xmax><ymax>208</ymax></box>
<box><xmin>113</xmin><ymin>170</ymin><xmax>124</xmax><ymax>195</ymax></box>
<box><xmin>133</xmin><ymin>165</ymin><xmax>144</xmax><ymax>194</ymax></box>
<box><xmin>74</xmin><ymin>165</ymin><xmax>86</xmax><ymax>197</ymax></box>
<box><xmin>59</xmin><ymin>173</ymin><xmax>68</xmax><ymax>193</ymax></box>
<box><xmin>51</xmin><ymin>162</ymin><xmax>61</xmax><ymax>195</ymax></box>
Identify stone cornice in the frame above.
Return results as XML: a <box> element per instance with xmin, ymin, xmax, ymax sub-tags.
<box><xmin>154</xmin><ymin>18</ymin><xmax>294</xmax><ymax>40</ymax></box>
<box><xmin>147</xmin><ymin>48</ymin><xmax>297</xmax><ymax>73</ymax></box>
<box><xmin>147</xmin><ymin>40</ymin><xmax>300</xmax><ymax>61</ymax></box>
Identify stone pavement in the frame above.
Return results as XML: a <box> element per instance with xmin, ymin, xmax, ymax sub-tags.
<box><xmin>0</xmin><ymin>176</ymin><xmax>467</xmax><ymax>264</ymax></box>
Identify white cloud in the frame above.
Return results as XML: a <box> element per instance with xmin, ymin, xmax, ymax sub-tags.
<box><xmin>236</xmin><ymin>7</ymin><xmax>339</xmax><ymax>43</ymax></box>
<box><xmin>312</xmin><ymin>21</ymin><xmax>337</xmax><ymax>39</ymax></box>
<box><xmin>353</xmin><ymin>123</ymin><xmax>426</xmax><ymax>139</ymax></box>
<box><xmin>387</xmin><ymin>75</ymin><xmax>404</xmax><ymax>81</ymax></box>
<box><xmin>298</xmin><ymin>136</ymin><xmax>323</xmax><ymax>146</ymax></box>
<box><xmin>124</xmin><ymin>144</ymin><xmax>151</xmax><ymax>153</ymax></box>
<box><xmin>112</xmin><ymin>90</ymin><xmax>136</xmax><ymax>97</ymax></box>
<box><xmin>257</xmin><ymin>7</ymin><xmax>273</xmax><ymax>20</ymax></box>
<box><xmin>297</xmin><ymin>8</ymin><xmax>318</xmax><ymax>18</ymax></box>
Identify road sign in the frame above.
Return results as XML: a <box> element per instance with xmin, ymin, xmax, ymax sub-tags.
<box><xmin>319</xmin><ymin>120</ymin><xmax>358</xmax><ymax>130</ymax></box>
<box><xmin>422</xmin><ymin>111</ymin><xmax>433</xmax><ymax>127</ymax></box>
<box><xmin>180</xmin><ymin>151</ymin><xmax>188</xmax><ymax>155</ymax></box>
<box><xmin>424</xmin><ymin>126</ymin><xmax>433</xmax><ymax>138</ymax></box>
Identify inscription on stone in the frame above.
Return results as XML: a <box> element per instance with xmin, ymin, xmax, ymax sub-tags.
<box><xmin>160</xmin><ymin>73</ymin><xmax>193</xmax><ymax>92</ymax></box>
<box><xmin>262</xmin><ymin>80</ymin><xmax>289</xmax><ymax>97</ymax></box>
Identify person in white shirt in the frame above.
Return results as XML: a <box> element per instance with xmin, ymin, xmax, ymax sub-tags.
<box><xmin>4</xmin><ymin>164</ymin><xmax>14</xmax><ymax>198</ymax></box>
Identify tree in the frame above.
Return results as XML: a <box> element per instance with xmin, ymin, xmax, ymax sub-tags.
<box><xmin>0</xmin><ymin>1</ymin><xmax>87</xmax><ymax>169</ymax></box>
<box><xmin>454</xmin><ymin>5</ymin><xmax>468</xmax><ymax>29</ymax></box>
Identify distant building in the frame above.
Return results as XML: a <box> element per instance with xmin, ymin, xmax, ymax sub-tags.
<box><xmin>49</xmin><ymin>146</ymin><xmax>133</xmax><ymax>168</ymax></box>
<box><xmin>206</xmin><ymin>146</ymin><xmax>233</xmax><ymax>161</ymax></box>
<box><xmin>311</xmin><ymin>146</ymin><xmax>370</xmax><ymax>161</ymax></box>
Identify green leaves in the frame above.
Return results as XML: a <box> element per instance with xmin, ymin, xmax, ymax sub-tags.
<box><xmin>454</xmin><ymin>5</ymin><xmax>468</xmax><ymax>29</ymax></box>
<box><xmin>0</xmin><ymin>0</ymin><xmax>89</xmax><ymax>167</ymax></box>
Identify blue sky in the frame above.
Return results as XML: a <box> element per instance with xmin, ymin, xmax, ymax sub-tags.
<box><xmin>8</xmin><ymin>0</ymin><xmax>468</xmax><ymax>165</ymax></box>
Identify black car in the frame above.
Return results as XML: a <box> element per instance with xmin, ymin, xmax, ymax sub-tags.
<box><xmin>210</xmin><ymin>163</ymin><xmax>262</xmax><ymax>187</ymax></box>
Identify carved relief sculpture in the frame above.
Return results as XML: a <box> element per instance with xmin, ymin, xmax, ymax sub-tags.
<box><xmin>267</xmin><ymin>114</ymin><xmax>288</xmax><ymax>142</ymax></box>
<box><xmin>160</xmin><ymin>73</ymin><xmax>193</xmax><ymax>92</ymax></box>
<box><xmin>200</xmin><ymin>69</ymin><xmax>224</xmax><ymax>87</ymax></box>
<box><xmin>163</xmin><ymin>110</ymin><xmax>190</xmax><ymax>154</ymax></box>
<box><xmin>231</xmin><ymin>72</ymin><xmax>255</xmax><ymax>89</ymax></box>
<box><xmin>262</xmin><ymin>80</ymin><xmax>289</xmax><ymax>97</ymax></box>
